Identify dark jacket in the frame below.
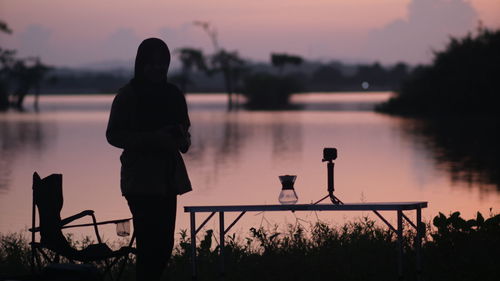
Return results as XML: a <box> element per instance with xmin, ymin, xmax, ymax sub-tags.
<box><xmin>106</xmin><ymin>82</ymin><xmax>192</xmax><ymax>196</ymax></box>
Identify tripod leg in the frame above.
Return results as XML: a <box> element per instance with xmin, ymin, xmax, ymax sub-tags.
<box><xmin>313</xmin><ymin>194</ymin><xmax>330</xmax><ymax>205</ymax></box>
<box><xmin>329</xmin><ymin>194</ymin><xmax>344</xmax><ymax>205</ymax></box>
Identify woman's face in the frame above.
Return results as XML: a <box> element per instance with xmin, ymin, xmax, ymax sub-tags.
<box><xmin>143</xmin><ymin>51</ymin><xmax>168</xmax><ymax>83</ymax></box>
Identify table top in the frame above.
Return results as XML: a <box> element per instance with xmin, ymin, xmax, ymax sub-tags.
<box><xmin>184</xmin><ymin>202</ymin><xmax>428</xmax><ymax>212</ymax></box>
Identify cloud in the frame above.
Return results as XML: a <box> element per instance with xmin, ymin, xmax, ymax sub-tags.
<box><xmin>158</xmin><ymin>23</ymin><xmax>210</xmax><ymax>51</ymax></box>
<box><xmin>99</xmin><ymin>27</ymin><xmax>141</xmax><ymax>64</ymax></box>
<box><xmin>17</xmin><ymin>24</ymin><xmax>52</xmax><ymax>58</ymax></box>
<box><xmin>362</xmin><ymin>0</ymin><xmax>477</xmax><ymax>64</ymax></box>
<box><xmin>82</xmin><ymin>24</ymin><xmax>211</xmax><ymax>70</ymax></box>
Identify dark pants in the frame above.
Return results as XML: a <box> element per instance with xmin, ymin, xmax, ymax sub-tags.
<box><xmin>126</xmin><ymin>193</ymin><xmax>177</xmax><ymax>281</ymax></box>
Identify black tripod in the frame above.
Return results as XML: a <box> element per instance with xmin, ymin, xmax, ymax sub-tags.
<box><xmin>313</xmin><ymin>148</ymin><xmax>398</xmax><ymax>236</ymax></box>
<box><xmin>314</xmin><ymin>148</ymin><xmax>343</xmax><ymax>205</ymax></box>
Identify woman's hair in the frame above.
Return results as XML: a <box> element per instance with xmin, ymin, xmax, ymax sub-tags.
<box><xmin>134</xmin><ymin>38</ymin><xmax>171</xmax><ymax>79</ymax></box>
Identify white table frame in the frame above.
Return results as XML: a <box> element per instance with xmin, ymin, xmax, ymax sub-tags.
<box><xmin>185</xmin><ymin>202</ymin><xmax>427</xmax><ymax>280</ymax></box>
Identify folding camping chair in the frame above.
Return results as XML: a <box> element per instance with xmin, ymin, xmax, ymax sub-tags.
<box><xmin>29</xmin><ymin>172</ymin><xmax>135</xmax><ymax>281</ymax></box>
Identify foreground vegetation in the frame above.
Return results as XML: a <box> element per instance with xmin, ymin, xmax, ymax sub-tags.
<box><xmin>1</xmin><ymin>211</ymin><xmax>499</xmax><ymax>281</ymax></box>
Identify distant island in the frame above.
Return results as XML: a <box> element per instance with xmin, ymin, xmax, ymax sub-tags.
<box><xmin>35</xmin><ymin>59</ymin><xmax>410</xmax><ymax>95</ymax></box>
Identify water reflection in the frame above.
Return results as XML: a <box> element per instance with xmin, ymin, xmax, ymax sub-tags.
<box><xmin>398</xmin><ymin>117</ymin><xmax>499</xmax><ymax>194</ymax></box>
<box><xmin>1</xmin><ymin>93</ymin><xmax>498</xmax><ymax>238</ymax></box>
<box><xmin>292</xmin><ymin>93</ymin><xmax>391</xmax><ymax>111</ymax></box>
<box><xmin>270</xmin><ymin>114</ymin><xmax>303</xmax><ymax>163</ymax></box>
<box><xmin>0</xmin><ymin>114</ymin><xmax>57</xmax><ymax>191</ymax></box>
<box><xmin>185</xmin><ymin>111</ymin><xmax>303</xmax><ymax>191</ymax></box>
<box><xmin>184</xmin><ymin>113</ymin><xmax>247</xmax><ymax>190</ymax></box>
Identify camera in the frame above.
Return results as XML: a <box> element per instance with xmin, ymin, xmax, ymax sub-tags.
<box><xmin>323</xmin><ymin>148</ymin><xmax>337</xmax><ymax>161</ymax></box>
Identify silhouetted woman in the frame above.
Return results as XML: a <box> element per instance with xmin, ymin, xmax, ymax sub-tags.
<box><xmin>106</xmin><ymin>38</ymin><xmax>192</xmax><ymax>281</ymax></box>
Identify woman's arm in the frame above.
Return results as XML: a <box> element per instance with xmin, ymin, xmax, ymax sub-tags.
<box><xmin>178</xmin><ymin>92</ymin><xmax>191</xmax><ymax>153</ymax></box>
<box><xmin>106</xmin><ymin>92</ymin><xmax>178</xmax><ymax>151</ymax></box>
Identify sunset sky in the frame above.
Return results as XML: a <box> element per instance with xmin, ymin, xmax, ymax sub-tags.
<box><xmin>1</xmin><ymin>0</ymin><xmax>499</xmax><ymax>68</ymax></box>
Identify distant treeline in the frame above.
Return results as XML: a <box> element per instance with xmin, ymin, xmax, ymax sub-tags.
<box><xmin>37</xmin><ymin>60</ymin><xmax>411</xmax><ymax>94</ymax></box>
<box><xmin>377</xmin><ymin>27</ymin><xmax>500</xmax><ymax>117</ymax></box>
<box><xmin>38</xmin><ymin>69</ymin><xmax>131</xmax><ymax>94</ymax></box>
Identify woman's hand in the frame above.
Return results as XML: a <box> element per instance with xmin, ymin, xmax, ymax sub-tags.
<box><xmin>153</xmin><ymin>126</ymin><xmax>177</xmax><ymax>150</ymax></box>
<box><xmin>154</xmin><ymin>125</ymin><xmax>190</xmax><ymax>152</ymax></box>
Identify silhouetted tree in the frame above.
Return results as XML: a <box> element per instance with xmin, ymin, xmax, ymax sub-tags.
<box><xmin>10</xmin><ymin>57</ymin><xmax>51</xmax><ymax>111</ymax></box>
<box><xmin>194</xmin><ymin>21</ymin><xmax>247</xmax><ymax>110</ymax></box>
<box><xmin>378</xmin><ymin>27</ymin><xmax>500</xmax><ymax>116</ymax></box>
<box><xmin>310</xmin><ymin>65</ymin><xmax>344</xmax><ymax>91</ymax></box>
<box><xmin>0</xmin><ymin>20</ymin><xmax>51</xmax><ymax>111</ymax></box>
<box><xmin>174</xmin><ymin>48</ymin><xmax>207</xmax><ymax>92</ymax></box>
<box><xmin>210</xmin><ymin>49</ymin><xmax>246</xmax><ymax>110</ymax></box>
<box><xmin>242</xmin><ymin>72</ymin><xmax>303</xmax><ymax>110</ymax></box>
<box><xmin>193</xmin><ymin>21</ymin><xmax>219</xmax><ymax>51</ymax></box>
<box><xmin>390</xmin><ymin>63</ymin><xmax>408</xmax><ymax>79</ymax></box>
<box><xmin>354</xmin><ymin>62</ymin><xmax>388</xmax><ymax>88</ymax></box>
<box><xmin>271</xmin><ymin>53</ymin><xmax>303</xmax><ymax>74</ymax></box>
<box><xmin>0</xmin><ymin>20</ymin><xmax>12</xmax><ymax>34</ymax></box>
<box><xmin>0</xmin><ymin>19</ymin><xmax>14</xmax><ymax>111</ymax></box>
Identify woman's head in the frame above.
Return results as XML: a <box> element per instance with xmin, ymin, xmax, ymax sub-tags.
<box><xmin>134</xmin><ymin>38</ymin><xmax>171</xmax><ymax>83</ymax></box>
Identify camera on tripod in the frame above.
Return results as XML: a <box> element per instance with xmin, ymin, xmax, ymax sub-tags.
<box><xmin>322</xmin><ymin>148</ymin><xmax>337</xmax><ymax>162</ymax></box>
<box><xmin>313</xmin><ymin>147</ymin><xmax>343</xmax><ymax>205</ymax></box>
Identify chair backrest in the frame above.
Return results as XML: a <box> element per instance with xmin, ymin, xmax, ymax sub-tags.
<box><xmin>32</xmin><ymin>172</ymin><xmax>74</xmax><ymax>255</ymax></box>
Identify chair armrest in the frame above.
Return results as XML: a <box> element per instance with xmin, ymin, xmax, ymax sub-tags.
<box><xmin>93</xmin><ymin>218</ymin><xmax>131</xmax><ymax>225</ymax></box>
<box><xmin>29</xmin><ymin>210</ymin><xmax>96</xmax><ymax>233</ymax></box>
<box><xmin>61</xmin><ymin>210</ymin><xmax>95</xmax><ymax>226</ymax></box>
<box><xmin>61</xmin><ymin>218</ymin><xmax>132</xmax><ymax>229</ymax></box>
<box><xmin>28</xmin><ymin>226</ymin><xmax>40</xmax><ymax>232</ymax></box>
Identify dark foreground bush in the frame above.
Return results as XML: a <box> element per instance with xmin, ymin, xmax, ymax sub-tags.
<box><xmin>426</xmin><ymin>211</ymin><xmax>500</xmax><ymax>281</ymax></box>
<box><xmin>1</xmin><ymin>212</ymin><xmax>499</xmax><ymax>281</ymax></box>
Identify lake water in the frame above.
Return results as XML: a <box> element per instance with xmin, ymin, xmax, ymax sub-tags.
<box><xmin>0</xmin><ymin>92</ymin><xmax>498</xmax><ymax>243</ymax></box>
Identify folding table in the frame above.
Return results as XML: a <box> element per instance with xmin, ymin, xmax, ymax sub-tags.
<box><xmin>185</xmin><ymin>202</ymin><xmax>427</xmax><ymax>280</ymax></box>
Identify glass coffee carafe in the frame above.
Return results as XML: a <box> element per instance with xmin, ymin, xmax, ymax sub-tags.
<box><xmin>278</xmin><ymin>175</ymin><xmax>298</xmax><ymax>204</ymax></box>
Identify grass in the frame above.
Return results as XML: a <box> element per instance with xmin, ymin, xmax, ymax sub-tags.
<box><xmin>1</xmin><ymin>211</ymin><xmax>499</xmax><ymax>281</ymax></box>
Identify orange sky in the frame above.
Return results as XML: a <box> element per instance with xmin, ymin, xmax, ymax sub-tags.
<box><xmin>1</xmin><ymin>0</ymin><xmax>499</xmax><ymax>67</ymax></box>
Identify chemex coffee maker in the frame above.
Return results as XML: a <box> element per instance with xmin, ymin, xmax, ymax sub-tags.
<box><xmin>278</xmin><ymin>175</ymin><xmax>298</xmax><ymax>204</ymax></box>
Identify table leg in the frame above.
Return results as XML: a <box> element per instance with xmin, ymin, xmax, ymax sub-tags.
<box><xmin>190</xmin><ymin>212</ymin><xmax>197</xmax><ymax>280</ymax></box>
<box><xmin>397</xmin><ymin>210</ymin><xmax>403</xmax><ymax>280</ymax></box>
<box><xmin>416</xmin><ymin>207</ymin><xmax>422</xmax><ymax>281</ymax></box>
<box><xmin>219</xmin><ymin>212</ymin><xmax>225</xmax><ymax>279</ymax></box>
